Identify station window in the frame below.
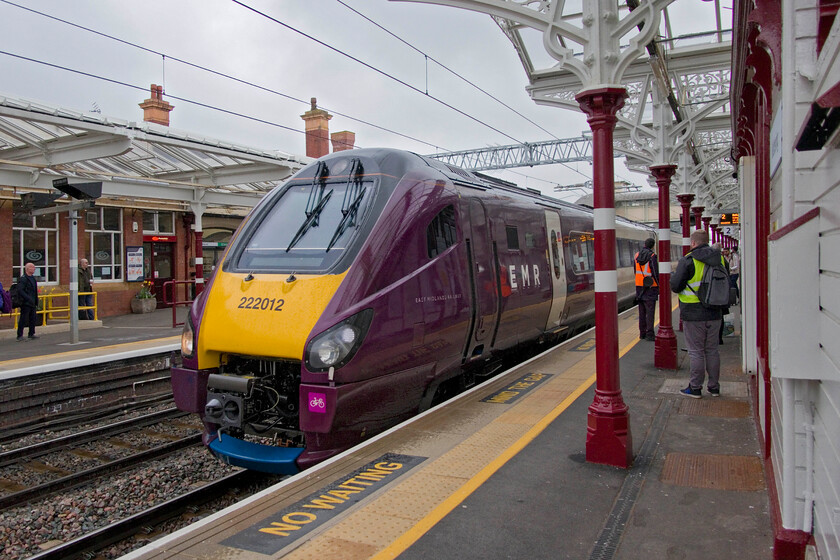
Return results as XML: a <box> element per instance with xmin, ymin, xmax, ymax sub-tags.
<box><xmin>11</xmin><ymin>201</ymin><xmax>59</xmax><ymax>283</ymax></box>
<box><xmin>427</xmin><ymin>205</ymin><xmax>457</xmax><ymax>258</ymax></box>
<box><xmin>143</xmin><ymin>211</ymin><xmax>175</xmax><ymax>234</ymax></box>
<box><xmin>85</xmin><ymin>207</ymin><xmax>123</xmax><ymax>281</ymax></box>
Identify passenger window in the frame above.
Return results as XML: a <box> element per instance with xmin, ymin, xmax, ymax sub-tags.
<box><xmin>525</xmin><ymin>232</ymin><xmax>536</xmax><ymax>248</ymax></box>
<box><xmin>550</xmin><ymin>230</ymin><xmax>562</xmax><ymax>279</ymax></box>
<box><xmin>565</xmin><ymin>230</ymin><xmax>594</xmax><ymax>274</ymax></box>
<box><xmin>427</xmin><ymin>205</ymin><xmax>457</xmax><ymax>258</ymax></box>
<box><xmin>506</xmin><ymin>226</ymin><xmax>520</xmax><ymax>250</ymax></box>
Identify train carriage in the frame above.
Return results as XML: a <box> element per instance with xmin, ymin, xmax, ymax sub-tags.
<box><xmin>172</xmin><ymin>148</ymin><xmax>656</xmax><ymax>474</ymax></box>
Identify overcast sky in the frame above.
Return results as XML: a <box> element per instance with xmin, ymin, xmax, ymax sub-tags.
<box><xmin>0</xmin><ymin>0</ymin><xmax>726</xmax><ymax>201</ymax></box>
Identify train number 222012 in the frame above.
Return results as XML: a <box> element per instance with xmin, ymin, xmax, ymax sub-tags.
<box><xmin>238</xmin><ymin>297</ymin><xmax>285</xmax><ymax>311</ymax></box>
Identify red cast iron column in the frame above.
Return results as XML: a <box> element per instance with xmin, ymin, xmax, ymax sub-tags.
<box><xmin>702</xmin><ymin>216</ymin><xmax>711</xmax><ymax>234</ymax></box>
<box><xmin>651</xmin><ymin>165</ymin><xmax>677</xmax><ymax>369</ymax></box>
<box><xmin>576</xmin><ymin>87</ymin><xmax>633</xmax><ymax>469</ymax></box>
<box><xmin>692</xmin><ymin>206</ymin><xmax>704</xmax><ymax>231</ymax></box>
<box><xmin>677</xmin><ymin>194</ymin><xmax>694</xmax><ymax>257</ymax></box>
<box><xmin>711</xmin><ymin>223</ymin><xmax>719</xmax><ymax>245</ymax></box>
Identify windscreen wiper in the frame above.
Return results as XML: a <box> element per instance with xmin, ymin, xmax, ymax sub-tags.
<box><xmin>286</xmin><ymin>189</ymin><xmax>333</xmax><ymax>252</ymax></box>
<box><xmin>326</xmin><ymin>158</ymin><xmax>365</xmax><ymax>252</ymax></box>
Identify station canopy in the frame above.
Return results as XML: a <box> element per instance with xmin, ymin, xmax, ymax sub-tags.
<box><xmin>0</xmin><ymin>94</ymin><xmax>309</xmax><ymax>215</ymax></box>
<box><xmin>409</xmin><ymin>0</ymin><xmax>736</xmax><ymax>214</ymax></box>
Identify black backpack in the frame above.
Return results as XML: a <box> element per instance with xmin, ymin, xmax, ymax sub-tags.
<box><xmin>690</xmin><ymin>258</ymin><xmax>735</xmax><ymax>308</ymax></box>
<box><xmin>9</xmin><ymin>282</ymin><xmax>22</xmax><ymax>309</ymax></box>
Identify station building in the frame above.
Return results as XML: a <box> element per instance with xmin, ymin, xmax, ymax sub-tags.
<box><xmin>0</xmin><ymin>88</ymin><xmax>353</xmax><ymax>321</ymax></box>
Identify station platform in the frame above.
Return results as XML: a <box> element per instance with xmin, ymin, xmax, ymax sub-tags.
<box><xmin>116</xmin><ymin>303</ymin><xmax>772</xmax><ymax>560</ymax></box>
<box><xmin>0</xmin><ymin>307</ymin><xmax>183</xmax><ymax>379</ymax></box>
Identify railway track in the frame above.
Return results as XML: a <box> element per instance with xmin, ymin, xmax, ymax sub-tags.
<box><xmin>27</xmin><ymin>469</ymin><xmax>274</xmax><ymax>560</ymax></box>
<box><xmin>0</xmin><ymin>408</ymin><xmax>200</xmax><ymax>512</ymax></box>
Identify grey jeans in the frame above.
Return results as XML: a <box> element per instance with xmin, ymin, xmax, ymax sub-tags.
<box><xmin>683</xmin><ymin>319</ymin><xmax>721</xmax><ymax>391</ymax></box>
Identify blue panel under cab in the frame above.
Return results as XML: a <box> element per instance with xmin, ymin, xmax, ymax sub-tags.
<box><xmin>208</xmin><ymin>435</ymin><xmax>303</xmax><ymax>474</ymax></box>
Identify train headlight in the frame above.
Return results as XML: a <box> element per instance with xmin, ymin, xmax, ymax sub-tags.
<box><xmin>306</xmin><ymin>308</ymin><xmax>373</xmax><ymax>371</ymax></box>
<box><xmin>181</xmin><ymin>313</ymin><xmax>195</xmax><ymax>358</ymax></box>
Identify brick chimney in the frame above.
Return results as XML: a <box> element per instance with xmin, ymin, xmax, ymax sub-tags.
<box><xmin>300</xmin><ymin>98</ymin><xmax>332</xmax><ymax>158</ymax></box>
<box><xmin>331</xmin><ymin>130</ymin><xmax>355</xmax><ymax>152</ymax></box>
<box><xmin>139</xmin><ymin>84</ymin><xmax>173</xmax><ymax>126</ymax></box>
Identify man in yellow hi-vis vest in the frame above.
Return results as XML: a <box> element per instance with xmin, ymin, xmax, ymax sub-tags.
<box><xmin>634</xmin><ymin>238</ymin><xmax>659</xmax><ymax>341</ymax></box>
<box><xmin>670</xmin><ymin>229</ymin><xmax>725</xmax><ymax>398</ymax></box>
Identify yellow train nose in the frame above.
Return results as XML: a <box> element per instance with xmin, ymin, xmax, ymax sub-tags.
<box><xmin>196</xmin><ymin>271</ymin><xmax>348</xmax><ymax>367</ymax></box>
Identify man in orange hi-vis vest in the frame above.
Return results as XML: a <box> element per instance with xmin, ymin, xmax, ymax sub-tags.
<box><xmin>634</xmin><ymin>238</ymin><xmax>659</xmax><ymax>341</ymax></box>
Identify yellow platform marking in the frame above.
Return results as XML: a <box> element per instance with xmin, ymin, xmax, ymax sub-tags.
<box><xmin>0</xmin><ymin>336</ymin><xmax>179</xmax><ymax>371</ymax></box>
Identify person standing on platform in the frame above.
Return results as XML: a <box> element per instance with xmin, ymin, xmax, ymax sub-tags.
<box><xmin>16</xmin><ymin>262</ymin><xmax>39</xmax><ymax>341</ymax></box>
<box><xmin>671</xmin><ymin>230</ymin><xmax>724</xmax><ymax>398</ymax></box>
<box><xmin>634</xmin><ymin>237</ymin><xmax>659</xmax><ymax>341</ymax></box>
<box><xmin>78</xmin><ymin>258</ymin><xmax>94</xmax><ymax>320</ymax></box>
<box><xmin>728</xmin><ymin>247</ymin><xmax>740</xmax><ymax>303</ymax></box>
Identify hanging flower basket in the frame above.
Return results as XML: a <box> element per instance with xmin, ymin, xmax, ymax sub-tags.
<box><xmin>131</xmin><ymin>297</ymin><xmax>157</xmax><ymax>314</ymax></box>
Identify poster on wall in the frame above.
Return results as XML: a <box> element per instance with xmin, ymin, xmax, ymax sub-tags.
<box><xmin>126</xmin><ymin>246</ymin><xmax>144</xmax><ymax>282</ymax></box>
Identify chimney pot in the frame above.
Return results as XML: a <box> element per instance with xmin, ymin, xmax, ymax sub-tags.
<box><xmin>139</xmin><ymin>83</ymin><xmax>173</xmax><ymax>126</ymax></box>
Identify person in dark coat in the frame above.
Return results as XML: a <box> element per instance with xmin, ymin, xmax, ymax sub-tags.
<box><xmin>78</xmin><ymin>258</ymin><xmax>94</xmax><ymax>320</ymax></box>
<box><xmin>16</xmin><ymin>262</ymin><xmax>39</xmax><ymax>341</ymax></box>
<box><xmin>634</xmin><ymin>238</ymin><xmax>659</xmax><ymax>341</ymax></box>
<box><xmin>670</xmin><ymin>230</ymin><xmax>724</xmax><ymax>398</ymax></box>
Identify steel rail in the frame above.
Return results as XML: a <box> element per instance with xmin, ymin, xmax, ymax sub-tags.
<box><xmin>26</xmin><ymin>470</ymin><xmax>271</xmax><ymax>560</ymax></box>
<box><xmin>0</xmin><ymin>434</ymin><xmax>202</xmax><ymax>511</ymax></box>
<box><xmin>0</xmin><ymin>407</ymin><xmax>187</xmax><ymax>468</ymax></box>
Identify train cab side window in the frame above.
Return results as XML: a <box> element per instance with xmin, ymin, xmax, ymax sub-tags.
<box><xmin>427</xmin><ymin>205</ymin><xmax>458</xmax><ymax>258</ymax></box>
<box><xmin>506</xmin><ymin>226</ymin><xmax>520</xmax><ymax>250</ymax></box>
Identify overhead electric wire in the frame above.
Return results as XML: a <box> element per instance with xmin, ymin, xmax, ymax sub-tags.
<box><xmin>0</xmin><ymin>0</ymin><xmax>441</xmax><ymax>151</ymax></box>
<box><xmin>0</xmin><ymin>50</ymin><xmax>307</xmax><ymax>138</ymax></box>
<box><xmin>0</xmin><ymin>0</ymin><xmax>606</xmax><ymax>188</ymax></box>
<box><xmin>230</xmin><ymin>0</ymin><xmax>525</xmax><ymax>145</ymax></box>
<box><xmin>334</xmin><ymin>0</ymin><xmax>562</xmax><ymax>142</ymax></box>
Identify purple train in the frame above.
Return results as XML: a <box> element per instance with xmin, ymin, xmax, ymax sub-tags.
<box><xmin>172</xmin><ymin>148</ymin><xmax>654</xmax><ymax>474</ymax></box>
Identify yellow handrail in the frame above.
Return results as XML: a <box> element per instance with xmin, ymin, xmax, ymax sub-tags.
<box><xmin>1</xmin><ymin>291</ymin><xmax>98</xmax><ymax>327</ymax></box>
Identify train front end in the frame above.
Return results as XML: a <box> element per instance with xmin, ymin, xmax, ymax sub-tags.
<box><xmin>171</xmin><ymin>151</ymin><xmax>394</xmax><ymax>474</ymax></box>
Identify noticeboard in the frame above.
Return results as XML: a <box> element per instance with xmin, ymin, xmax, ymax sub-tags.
<box><xmin>126</xmin><ymin>246</ymin><xmax>144</xmax><ymax>282</ymax></box>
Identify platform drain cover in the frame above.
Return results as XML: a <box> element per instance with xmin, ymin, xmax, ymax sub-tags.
<box><xmin>660</xmin><ymin>452</ymin><xmax>764</xmax><ymax>491</ymax></box>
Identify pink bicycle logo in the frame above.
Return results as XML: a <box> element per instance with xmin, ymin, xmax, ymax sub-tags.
<box><xmin>308</xmin><ymin>392</ymin><xmax>326</xmax><ymax>413</ymax></box>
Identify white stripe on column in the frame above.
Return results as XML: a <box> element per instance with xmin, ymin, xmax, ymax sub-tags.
<box><xmin>194</xmin><ymin>257</ymin><xmax>203</xmax><ymax>265</ymax></box>
<box><xmin>594</xmin><ymin>270</ymin><xmax>617</xmax><ymax>293</ymax></box>
<box><xmin>659</xmin><ymin>261</ymin><xmax>672</xmax><ymax>274</ymax></box>
<box><xmin>593</xmin><ymin>208</ymin><xmax>616</xmax><ymax>231</ymax></box>
<box><xmin>69</xmin><ymin>281</ymin><xmax>78</xmax><ymax>291</ymax></box>
<box><xmin>683</xmin><ymin>238</ymin><xmax>691</xmax><ymax>246</ymax></box>
<box><xmin>195</xmin><ymin>277</ymin><xmax>205</xmax><ymax>284</ymax></box>
<box><xmin>658</xmin><ymin>229</ymin><xmax>671</xmax><ymax>240</ymax></box>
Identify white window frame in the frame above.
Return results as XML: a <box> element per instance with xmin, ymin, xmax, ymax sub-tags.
<box><xmin>12</xmin><ymin>203</ymin><xmax>59</xmax><ymax>285</ymax></box>
<box><xmin>142</xmin><ymin>211</ymin><xmax>175</xmax><ymax>234</ymax></box>
<box><xmin>85</xmin><ymin>207</ymin><xmax>124</xmax><ymax>282</ymax></box>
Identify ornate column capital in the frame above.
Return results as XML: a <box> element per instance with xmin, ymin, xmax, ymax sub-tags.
<box><xmin>576</xmin><ymin>88</ymin><xmax>628</xmax><ymax>130</ymax></box>
<box><xmin>676</xmin><ymin>193</ymin><xmax>695</xmax><ymax>208</ymax></box>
